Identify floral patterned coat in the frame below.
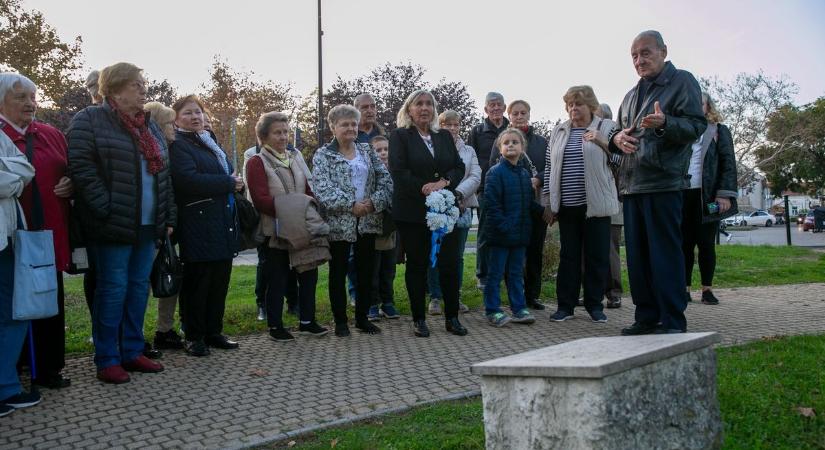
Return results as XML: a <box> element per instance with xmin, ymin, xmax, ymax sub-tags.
<box><xmin>311</xmin><ymin>140</ymin><xmax>393</xmax><ymax>242</ymax></box>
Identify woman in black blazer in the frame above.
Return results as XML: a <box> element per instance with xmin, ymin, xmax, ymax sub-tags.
<box><xmin>389</xmin><ymin>90</ymin><xmax>467</xmax><ymax>337</ymax></box>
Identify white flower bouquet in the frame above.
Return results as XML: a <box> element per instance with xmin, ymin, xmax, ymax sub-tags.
<box><xmin>425</xmin><ymin>189</ymin><xmax>460</xmax><ymax>267</ymax></box>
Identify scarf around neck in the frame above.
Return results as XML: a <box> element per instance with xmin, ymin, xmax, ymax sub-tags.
<box><xmin>109</xmin><ymin>98</ymin><xmax>164</xmax><ymax>174</ymax></box>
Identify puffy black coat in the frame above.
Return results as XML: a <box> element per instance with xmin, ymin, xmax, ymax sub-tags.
<box><xmin>483</xmin><ymin>158</ymin><xmax>544</xmax><ymax>248</ymax></box>
<box><xmin>609</xmin><ymin>61</ymin><xmax>707</xmax><ymax>194</ymax></box>
<box><xmin>67</xmin><ymin>103</ymin><xmax>176</xmax><ymax>244</ymax></box>
<box><xmin>170</xmin><ymin>130</ymin><xmax>238</xmax><ymax>262</ymax></box>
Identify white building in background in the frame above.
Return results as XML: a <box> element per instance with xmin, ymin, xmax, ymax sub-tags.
<box><xmin>767</xmin><ymin>191</ymin><xmax>820</xmax><ymax>216</ymax></box>
<box><xmin>737</xmin><ymin>175</ymin><xmax>769</xmax><ymax>211</ymax></box>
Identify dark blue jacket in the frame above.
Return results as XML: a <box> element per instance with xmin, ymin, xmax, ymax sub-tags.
<box><xmin>170</xmin><ymin>130</ymin><xmax>238</xmax><ymax>262</ymax></box>
<box><xmin>484</xmin><ymin>158</ymin><xmax>544</xmax><ymax>247</ymax></box>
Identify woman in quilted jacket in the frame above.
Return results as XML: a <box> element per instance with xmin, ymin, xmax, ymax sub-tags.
<box><xmin>312</xmin><ymin>105</ymin><xmax>392</xmax><ymax>338</ymax></box>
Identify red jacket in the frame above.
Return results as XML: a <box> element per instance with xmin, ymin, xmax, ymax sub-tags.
<box><xmin>1</xmin><ymin>121</ymin><xmax>71</xmax><ymax>271</ymax></box>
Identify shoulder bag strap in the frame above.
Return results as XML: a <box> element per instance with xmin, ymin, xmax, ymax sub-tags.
<box><xmin>24</xmin><ymin>133</ymin><xmax>45</xmax><ymax>230</ymax></box>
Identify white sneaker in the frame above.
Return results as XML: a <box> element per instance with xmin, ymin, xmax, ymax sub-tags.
<box><xmin>428</xmin><ymin>298</ymin><xmax>443</xmax><ymax>315</ymax></box>
<box><xmin>458</xmin><ymin>302</ymin><xmax>470</xmax><ymax>313</ymax></box>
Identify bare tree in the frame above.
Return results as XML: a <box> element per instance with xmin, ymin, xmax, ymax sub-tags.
<box><xmin>701</xmin><ymin>71</ymin><xmax>798</xmax><ymax>188</ymax></box>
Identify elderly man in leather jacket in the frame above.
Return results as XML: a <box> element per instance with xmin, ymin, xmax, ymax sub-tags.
<box><xmin>609</xmin><ymin>30</ymin><xmax>707</xmax><ymax>335</ymax></box>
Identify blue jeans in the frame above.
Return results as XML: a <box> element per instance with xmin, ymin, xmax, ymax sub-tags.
<box><xmin>483</xmin><ymin>246</ymin><xmax>527</xmax><ymax>315</ymax></box>
<box><xmin>427</xmin><ymin>226</ymin><xmax>470</xmax><ymax>299</ymax></box>
<box><xmin>90</xmin><ymin>226</ymin><xmax>156</xmax><ymax>369</ymax></box>
<box><xmin>0</xmin><ymin>242</ymin><xmax>28</xmax><ymax>399</ymax></box>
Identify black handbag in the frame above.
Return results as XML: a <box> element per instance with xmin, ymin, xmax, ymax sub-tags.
<box><xmin>150</xmin><ymin>237</ymin><xmax>182</xmax><ymax>298</ymax></box>
<box><xmin>234</xmin><ymin>192</ymin><xmax>262</xmax><ymax>250</ymax></box>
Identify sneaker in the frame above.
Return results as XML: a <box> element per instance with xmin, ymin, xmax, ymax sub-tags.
<box><xmin>123</xmin><ymin>355</ymin><xmax>164</xmax><ymax>373</ymax></box>
<box><xmin>298</xmin><ymin>322</ymin><xmax>329</xmax><ymax>337</ymax></box>
<box><xmin>606</xmin><ymin>296</ymin><xmax>622</xmax><ymax>309</ymax></box>
<box><xmin>335</xmin><ymin>323</ymin><xmax>351</xmax><ymax>337</ymax></box>
<box><xmin>701</xmin><ymin>290</ymin><xmax>720</xmax><ymax>305</ymax></box>
<box><xmin>589</xmin><ymin>310</ymin><xmax>608</xmax><ymax>323</ymax></box>
<box><xmin>185</xmin><ymin>340</ymin><xmax>210</xmax><ymax>357</ymax></box>
<box><xmin>620</xmin><ymin>322</ymin><xmax>658</xmax><ymax>336</ymax></box>
<box><xmin>1</xmin><ymin>391</ymin><xmax>42</xmax><ymax>409</ymax></box>
<box><xmin>550</xmin><ymin>310</ymin><xmax>574</xmax><ymax>322</ymax></box>
<box><xmin>526</xmin><ymin>299</ymin><xmax>546</xmax><ymax>310</ymax></box>
<box><xmin>511</xmin><ymin>309</ymin><xmax>536</xmax><ymax>325</ymax></box>
<box><xmin>154</xmin><ymin>329</ymin><xmax>184</xmax><ymax>350</ymax></box>
<box><xmin>97</xmin><ymin>365</ymin><xmax>131</xmax><ymax>384</ymax></box>
<box><xmin>367</xmin><ymin>305</ymin><xmax>381</xmax><ymax>321</ymax></box>
<box><xmin>725</xmin><ymin>234</ymin><xmax>733</xmax><ymax>243</ymax></box>
<box><xmin>458</xmin><ymin>302</ymin><xmax>470</xmax><ymax>313</ymax></box>
<box><xmin>205</xmin><ymin>335</ymin><xmax>239</xmax><ymax>349</ymax></box>
<box><xmin>256</xmin><ymin>306</ymin><xmax>266</xmax><ymax>321</ymax></box>
<box><xmin>0</xmin><ymin>404</ymin><xmax>13</xmax><ymax>417</ymax></box>
<box><xmin>428</xmin><ymin>298</ymin><xmax>443</xmax><ymax>315</ymax></box>
<box><xmin>380</xmin><ymin>303</ymin><xmax>400</xmax><ymax>319</ymax></box>
<box><xmin>413</xmin><ymin>319</ymin><xmax>430</xmax><ymax>337</ymax></box>
<box><xmin>486</xmin><ymin>312</ymin><xmax>512</xmax><ymax>327</ymax></box>
<box><xmin>356</xmin><ymin>321</ymin><xmax>382</xmax><ymax>335</ymax></box>
<box><xmin>269</xmin><ymin>327</ymin><xmax>295</xmax><ymax>342</ymax></box>
<box><xmin>476</xmin><ymin>278</ymin><xmax>486</xmax><ymax>290</ymax></box>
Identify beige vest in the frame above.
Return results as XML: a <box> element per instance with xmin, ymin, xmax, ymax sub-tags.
<box><xmin>251</xmin><ymin>149</ymin><xmax>311</xmax><ymax>247</ymax></box>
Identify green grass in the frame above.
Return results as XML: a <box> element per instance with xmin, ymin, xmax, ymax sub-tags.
<box><xmin>63</xmin><ymin>244</ymin><xmax>825</xmax><ymax>355</ymax></box>
<box><xmin>267</xmin><ymin>334</ymin><xmax>825</xmax><ymax>450</ymax></box>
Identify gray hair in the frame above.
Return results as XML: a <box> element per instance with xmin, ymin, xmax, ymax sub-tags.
<box><xmin>634</xmin><ymin>30</ymin><xmax>666</xmax><ymax>49</ymax></box>
<box><xmin>85</xmin><ymin>70</ymin><xmax>100</xmax><ymax>99</ymax></box>
<box><xmin>353</xmin><ymin>93</ymin><xmax>375</xmax><ymax>108</ymax></box>
<box><xmin>596</xmin><ymin>103</ymin><xmax>613</xmax><ymax>120</ymax></box>
<box><xmin>256</xmin><ymin>111</ymin><xmax>290</xmax><ymax>142</ymax></box>
<box><xmin>0</xmin><ymin>72</ymin><xmax>36</xmax><ymax>104</ymax></box>
<box><xmin>485</xmin><ymin>91</ymin><xmax>504</xmax><ymax>105</ymax></box>
<box><xmin>327</xmin><ymin>104</ymin><xmax>361</xmax><ymax>127</ymax></box>
<box><xmin>396</xmin><ymin>90</ymin><xmax>439</xmax><ymax>131</ymax></box>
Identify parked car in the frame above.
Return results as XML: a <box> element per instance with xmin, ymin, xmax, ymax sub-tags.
<box><xmin>798</xmin><ymin>213</ymin><xmax>808</xmax><ymax>225</ymax></box>
<box><xmin>802</xmin><ymin>212</ymin><xmax>815</xmax><ymax>231</ymax></box>
<box><xmin>723</xmin><ymin>213</ymin><xmax>746</xmax><ymax>227</ymax></box>
<box><xmin>733</xmin><ymin>210</ymin><xmax>774</xmax><ymax>227</ymax></box>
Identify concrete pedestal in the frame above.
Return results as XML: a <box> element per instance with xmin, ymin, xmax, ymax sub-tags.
<box><xmin>471</xmin><ymin>332</ymin><xmax>722</xmax><ymax>450</ymax></box>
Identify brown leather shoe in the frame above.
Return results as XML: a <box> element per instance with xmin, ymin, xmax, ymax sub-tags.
<box><xmin>122</xmin><ymin>355</ymin><xmax>164</xmax><ymax>373</ymax></box>
<box><xmin>97</xmin><ymin>365</ymin><xmax>131</xmax><ymax>384</ymax></box>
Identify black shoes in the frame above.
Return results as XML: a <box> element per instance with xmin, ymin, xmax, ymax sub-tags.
<box><xmin>143</xmin><ymin>341</ymin><xmax>162</xmax><ymax>359</ymax></box>
<box><xmin>356</xmin><ymin>321</ymin><xmax>382</xmax><ymax>335</ymax></box>
<box><xmin>335</xmin><ymin>323</ymin><xmax>351</xmax><ymax>337</ymax></box>
<box><xmin>620</xmin><ymin>322</ymin><xmax>659</xmax><ymax>336</ymax></box>
<box><xmin>185</xmin><ymin>340</ymin><xmax>210</xmax><ymax>357</ymax></box>
<box><xmin>298</xmin><ymin>322</ymin><xmax>329</xmax><ymax>336</ymax></box>
<box><xmin>606</xmin><ymin>296</ymin><xmax>622</xmax><ymax>309</ymax></box>
<box><xmin>446</xmin><ymin>317</ymin><xmax>468</xmax><ymax>336</ymax></box>
<box><xmin>269</xmin><ymin>328</ymin><xmax>295</xmax><ymax>342</ymax></box>
<box><xmin>32</xmin><ymin>372</ymin><xmax>71</xmax><ymax>389</ymax></box>
<box><xmin>154</xmin><ymin>329</ymin><xmax>184</xmax><ymax>350</ymax></box>
<box><xmin>701</xmin><ymin>290</ymin><xmax>720</xmax><ymax>305</ymax></box>
<box><xmin>206</xmin><ymin>335</ymin><xmax>239</xmax><ymax>349</ymax></box>
<box><xmin>526</xmin><ymin>299</ymin><xmax>546</xmax><ymax>310</ymax></box>
<box><xmin>413</xmin><ymin>319</ymin><xmax>430</xmax><ymax>337</ymax></box>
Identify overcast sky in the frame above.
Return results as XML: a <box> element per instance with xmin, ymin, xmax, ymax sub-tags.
<box><xmin>23</xmin><ymin>0</ymin><xmax>825</xmax><ymax>122</ymax></box>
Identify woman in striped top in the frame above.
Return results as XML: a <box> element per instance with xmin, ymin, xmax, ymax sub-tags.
<box><xmin>542</xmin><ymin>86</ymin><xmax>620</xmax><ymax>324</ymax></box>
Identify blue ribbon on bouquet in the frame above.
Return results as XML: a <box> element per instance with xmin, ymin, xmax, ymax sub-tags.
<box><xmin>430</xmin><ymin>226</ymin><xmax>448</xmax><ymax>268</ymax></box>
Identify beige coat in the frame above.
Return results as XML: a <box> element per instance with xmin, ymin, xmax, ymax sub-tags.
<box><xmin>544</xmin><ymin>116</ymin><xmax>619</xmax><ymax>218</ymax></box>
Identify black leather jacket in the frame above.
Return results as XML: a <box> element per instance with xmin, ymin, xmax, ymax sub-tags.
<box><xmin>609</xmin><ymin>62</ymin><xmax>707</xmax><ymax>194</ymax></box>
<box><xmin>700</xmin><ymin>123</ymin><xmax>738</xmax><ymax>220</ymax></box>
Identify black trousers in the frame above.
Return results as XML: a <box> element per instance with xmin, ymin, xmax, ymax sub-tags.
<box><xmin>372</xmin><ymin>248</ymin><xmax>396</xmax><ymax>306</ymax></box>
<box><xmin>624</xmin><ymin>192</ymin><xmax>687</xmax><ymax>331</ymax></box>
<box><xmin>329</xmin><ymin>234</ymin><xmax>376</xmax><ymax>325</ymax></box>
<box><xmin>524</xmin><ymin>215</ymin><xmax>547</xmax><ymax>302</ymax></box>
<box><xmin>556</xmin><ymin>205</ymin><xmax>610</xmax><ymax>313</ymax></box>
<box><xmin>179</xmin><ymin>259</ymin><xmax>232</xmax><ymax>341</ymax></box>
<box><xmin>682</xmin><ymin>188</ymin><xmax>719</xmax><ymax>286</ymax></box>
<box><xmin>262</xmin><ymin>246</ymin><xmax>317</xmax><ymax>328</ymax></box>
<box><xmin>255</xmin><ymin>243</ymin><xmax>298</xmax><ymax>309</ymax></box>
<box><xmin>396</xmin><ymin>221</ymin><xmax>461</xmax><ymax>321</ymax></box>
<box><xmin>18</xmin><ymin>273</ymin><xmax>65</xmax><ymax>378</ymax></box>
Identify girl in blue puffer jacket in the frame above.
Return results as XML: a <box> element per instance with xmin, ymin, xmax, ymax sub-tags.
<box><xmin>483</xmin><ymin>128</ymin><xmax>546</xmax><ymax>327</ymax></box>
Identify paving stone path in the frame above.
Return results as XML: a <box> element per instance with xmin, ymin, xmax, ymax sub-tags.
<box><xmin>2</xmin><ymin>283</ymin><xmax>825</xmax><ymax>449</ymax></box>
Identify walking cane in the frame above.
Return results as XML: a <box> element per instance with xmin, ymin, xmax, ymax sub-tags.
<box><xmin>27</xmin><ymin>323</ymin><xmax>39</xmax><ymax>394</ymax></box>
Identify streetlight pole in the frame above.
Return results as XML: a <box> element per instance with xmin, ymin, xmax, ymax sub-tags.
<box><xmin>317</xmin><ymin>0</ymin><xmax>324</xmax><ymax>147</ymax></box>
